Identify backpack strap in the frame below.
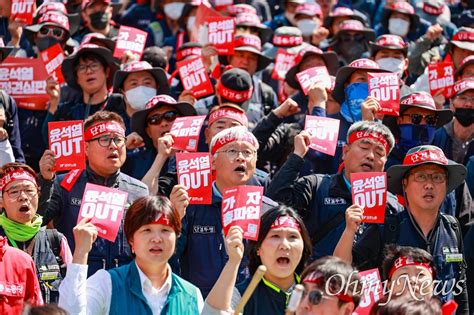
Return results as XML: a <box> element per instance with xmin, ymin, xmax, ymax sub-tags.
<box><xmin>443</xmin><ymin>214</ymin><xmax>463</xmax><ymax>251</ymax></box>
<box><xmin>46</xmin><ymin>229</ymin><xmax>65</xmax><ymax>276</ymax></box>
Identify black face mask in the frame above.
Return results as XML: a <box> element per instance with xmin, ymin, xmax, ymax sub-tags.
<box><xmin>454</xmin><ymin>108</ymin><xmax>474</xmax><ymax>127</ymax></box>
<box><xmin>89</xmin><ymin>11</ymin><xmax>110</xmax><ymax>30</ymax></box>
<box><xmin>36</xmin><ymin>37</ymin><xmax>60</xmax><ymax>51</ymax></box>
<box><xmin>339</xmin><ymin>41</ymin><xmax>367</xmax><ymax>63</ymax></box>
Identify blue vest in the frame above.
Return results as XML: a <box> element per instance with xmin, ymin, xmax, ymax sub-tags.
<box><xmin>108</xmin><ymin>261</ymin><xmax>200</xmax><ymax>315</ymax></box>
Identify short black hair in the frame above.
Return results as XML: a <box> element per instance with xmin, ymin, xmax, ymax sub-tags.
<box><xmin>74</xmin><ymin>51</ymin><xmax>108</xmax><ymax>72</ymax></box>
<box><xmin>369</xmin><ymin>296</ymin><xmax>442</xmax><ymax>315</ymax></box>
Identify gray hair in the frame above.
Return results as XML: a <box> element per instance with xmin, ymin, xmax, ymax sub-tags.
<box><xmin>210</xmin><ymin>126</ymin><xmax>259</xmax><ymax>154</ymax></box>
<box><xmin>346</xmin><ymin>121</ymin><xmax>395</xmax><ymax>153</ymax></box>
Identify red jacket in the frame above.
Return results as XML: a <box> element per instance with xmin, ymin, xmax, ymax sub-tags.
<box><xmin>0</xmin><ymin>236</ymin><xmax>43</xmax><ymax>314</ymax></box>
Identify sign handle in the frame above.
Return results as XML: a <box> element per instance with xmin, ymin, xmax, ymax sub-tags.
<box><xmin>285</xmin><ymin>284</ymin><xmax>304</xmax><ymax>315</ymax></box>
<box><xmin>234</xmin><ymin>265</ymin><xmax>267</xmax><ymax>314</ymax></box>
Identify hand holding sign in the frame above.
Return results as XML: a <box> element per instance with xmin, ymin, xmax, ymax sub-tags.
<box><xmin>39</xmin><ymin>149</ymin><xmax>56</xmax><ymax>180</ymax></box>
<box><xmin>296</xmin><ymin>66</ymin><xmax>331</xmax><ymax>95</ymax></box>
<box><xmin>344</xmin><ymin>204</ymin><xmax>363</xmax><ymax>234</ymax></box>
<box><xmin>225</xmin><ymin>226</ymin><xmax>244</xmax><ymax>264</ymax></box>
<box><xmin>170</xmin><ymin>184</ymin><xmax>190</xmax><ymax>220</ymax></box>
<box><xmin>350</xmin><ymin>172</ymin><xmax>387</xmax><ymax>224</ymax></box>
<box><xmin>72</xmin><ymin>217</ymin><xmax>98</xmax><ymax>264</ymax></box>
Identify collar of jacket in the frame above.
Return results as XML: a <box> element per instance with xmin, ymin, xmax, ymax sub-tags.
<box><xmin>86</xmin><ymin>164</ymin><xmax>121</xmax><ymax>187</ymax></box>
<box><xmin>262</xmin><ymin>273</ymin><xmax>301</xmax><ymax>305</ymax></box>
<box><xmin>329</xmin><ymin>172</ymin><xmax>352</xmax><ymax>200</ymax></box>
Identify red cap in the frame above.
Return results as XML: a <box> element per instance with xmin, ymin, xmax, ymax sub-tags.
<box><xmin>387</xmin><ymin>1</ymin><xmax>415</xmax><ymax>15</ymax></box>
<box><xmin>373</xmin><ymin>34</ymin><xmax>407</xmax><ymax>49</ymax></box>
<box><xmin>400</xmin><ymin>92</ymin><xmax>437</xmax><ymax>109</ymax></box>
<box><xmin>38</xmin><ymin>11</ymin><xmax>69</xmax><ymax>29</ymax></box>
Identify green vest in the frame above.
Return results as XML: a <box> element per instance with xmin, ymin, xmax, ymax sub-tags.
<box><xmin>108</xmin><ymin>260</ymin><xmax>200</xmax><ymax>314</ymax></box>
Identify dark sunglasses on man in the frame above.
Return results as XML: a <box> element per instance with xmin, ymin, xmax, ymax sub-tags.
<box><xmin>146</xmin><ymin>111</ymin><xmax>179</xmax><ymax>125</ymax></box>
<box><xmin>401</xmin><ymin>113</ymin><xmax>438</xmax><ymax>126</ymax></box>
<box><xmin>302</xmin><ymin>288</ymin><xmax>354</xmax><ymax>305</ymax></box>
<box><xmin>39</xmin><ymin>26</ymin><xmax>66</xmax><ymax>39</ymax></box>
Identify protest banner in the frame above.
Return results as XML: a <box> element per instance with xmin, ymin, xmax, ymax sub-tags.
<box><xmin>48</xmin><ymin>120</ymin><xmax>85</xmax><ymax>171</ymax></box>
<box><xmin>304</xmin><ymin>116</ymin><xmax>340</xmax><ymax>156</ymax></box>
<box><xmin>113</xmin><ymin>26</ymin><xmax>148</xmax><ymax>59</ymax></box>
<box><xmin>77</xmin><ymin>183</ymin><xmax>128</xmax><ymax>242</ymax></box>
<box><xmin>351</xmin><ymin>172</ymin><xmax>387</xmax><ymax>224</ymax></box>
<box><xmin>176</xmin><ymin>152</ymin><xmax>212</xmax><ymax>204</ymax></box>
<box><xmin>176</xmin><ymin>57</ymin><xmax>214</xmax><ymax>98</ymax></box>
<box><xmin>222</xmin><ymin>186</ymin><xmax>263</xmax><ymax>240</ymax></box>
<box><xmin>40</xmin><ymin>43</ymin><xmax>65</xmax><ymax>84</ymax></box>
<box><xmin>368</xmin><ymin>72</ymin><xmax>400</xmax><ymax>116</ymax></box>
<box><xmin>272</xmin><ymin>49</ymin><xmax>297</xmax><ymax>80</ymax></box>
<box><xmin>0</xmin><ymin>57</ymin><xmax>49</xmax><ymax>110</ymax></box>
<box><xmin>353</xmin><ymin>269</ymin><xmax>383</xmax><ymax>315</ymax></box>
<box><xmin>207</xmin><ymin>16</ymin><xmax>234</xmax><ymax>55</ymax></box>
<box><xmin>170</xmin><ymin>116</ymin><xmax>206</xmax><ymax>152</ymax></box>
<box><xmin>296</xmin><ymin>66</ymin><xmax>331</xmax><ymax>95</ymax></box>
<box><xmin>428</xmin><ymin>62</ymin><xmax>454</xmax><ymax>98</ymax></box>
<box><xmin>10</xmin><ymin>0</ymin><xmax>34</xmax><ymax>24</ymax></box>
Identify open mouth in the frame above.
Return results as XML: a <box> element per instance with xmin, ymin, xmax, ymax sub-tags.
<box><xmin>86</xmin><ymin>78</ymin><xmax>96</xmax><ymax>84</ymax></box>
<box><xmin>276</xmin><ymin>257</ymin><xmax>290</xmax><ymax>265</ymax></box>
<box><xmin>149</xmin><ymin>247</ymin><xmax>163</xmax><ymax>254</ymax></box>
<box><xmin>19</xmin><ymin>205</ymin><xmax>30</xmax><ymax>213</ymax></box>
<box><xmin>108</xmin><ymin>152</ymin><xmax>119</xmax><ymax>159</ymax></box>
<box><xmin>423</xmin><ymin>192</ymin><xmax>434</xmax><ymax>201</ymax></box>
<box><xmin>360</xmin><ymin>162</ymin><xmax>373</xmax><ymax>171</ymax></box>
<box><xmin>234</xmin><ymin>165</ymin><xmax>246</xmax><ymax>173</ymax></box>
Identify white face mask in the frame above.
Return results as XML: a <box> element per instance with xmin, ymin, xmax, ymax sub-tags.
<box><xmin>125</xmin><ymin>86</ymin><xmax>157</xmax><ymax>110</ymax></box>
<box><xmin>296</xmin><ymin>19</ymin><xmax>319</xmax><ymax>37</ymax></box>
<box><xmin>187</xmin><ymin>16</ymin><xmax>196</xmax><ymax>33</ymax></box>
<box><xmin>377</xmin><ymin>57</ymin><xmax>405</xmax><ymax>77</ymax></box>
<box><xmin>285</xmin><ymin>12</ymin><xmax>297</xmax><ymax>26</ymax></box>
<box><xmin>163</xmin><ymin>2</ymin><xmax>185</xmax><ymax>21</ymax></box>
<box><xmin>388</xmin><ymin>18</ymin><xmax>410</xmax><ymax>37</ymax></box>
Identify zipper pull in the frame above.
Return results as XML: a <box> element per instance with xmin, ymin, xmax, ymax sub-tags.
<box><xmin>114</xmin><ymin>258</ymin><xmax>119</xmax><ymax>268</ymax></box>
<box><xmin>102</xmin><ymin>259</ymin><xmax>106</xmax><ymax>269</ymax></box>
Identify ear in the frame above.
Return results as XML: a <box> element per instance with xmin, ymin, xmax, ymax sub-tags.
<box><xmin>344</xmin><ymin>303</ymin><xmax>355</xmax><ymax>314</ymax></box>
<box><xmin>256</xmin><ymin>247</ymin><xmax>260</xmax><ymax>256</ymax></box>
<box><xmin>403</xmin><ymin>58</ymin><xmax>409</xmax><ymax>71</ymax></box>
<box><xmin>396</xmin><ymin>116</ymin><xmax>402</xmax><ymax>125</ymax></box>
<box><xmin>211</xmin><ymin>155</ymin><xmax>216</xmax><ymax>171</ymax></box>
<box><xmin>341</xmin><ymin>144</ymin><xmax>349</xmax><ymax>161</ymax></box>
<box><xmin>85</xmin><ymin>141</ymin><xmax>90</xmax><ymax>158</ymax></box>
<box><xmin>402</xmin><ymin>177</ymin><xmax>408</xmax><ymax>189</ymax></box>
<box><xmin>204</xmin><ymin>127</ymin><xmax>210</xmax><ymax>145</ymax></box>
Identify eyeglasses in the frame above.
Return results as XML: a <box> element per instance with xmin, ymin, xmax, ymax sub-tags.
<box><xmin>339</xmin><ymin>33</ymin><xmax>365</xmax><ymax>42</ymax></box>
<box><xmin>4</xmin><ymin>187</ymin><xmax>38</xmax><ymax>199</ymax></box>
<box><xmin>76</xmin><ymin>62</ymin><xmax>102</xmax><ymax>74</ymax></box>
<box><xmin>302</xmin><ymin>289</ymin><xmax>334</xmax><ymax>305</ymax></box>
<box><xmin>455</xmin><ymin>95</ymin><xmax>474</xmax><ymax>104</ymax></box>
<box><xmin>409</xmin><ymin>172</ymin><xmax>447</xmax><ymax>184</ymax></box>
<box><xmin>146</xmin><ymin>111</ymin><xmax>179</xmax><ymax>125</ymax></box>
<box><xmin>401</xmin><ymin>113</ymin><xmax>438</xmax><ymax>126</ymax></box>
<box><xmin>216</xmin><ymin>149</ymin><xmax>256</xmax><ymax>159</ymax></box>
<box><xmin>39</xmin><ymin>27</ymin><xmax>66</xmax><ymax>39</ymax></box>
<box><xmin>88</xmin><ymin>135</ymin><xmax>126</xmax><ymax>147</ymax></box>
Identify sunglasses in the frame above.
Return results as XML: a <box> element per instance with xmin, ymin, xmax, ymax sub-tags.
<box><xmin>339</xmin><ymin>33</ymin><xmax>365</xmax><ymax>42</ymax></box>
<box><xmin>302</xmin><ymin>289</ymin><xmax>329</xmax><ymax>305</ymax></box>
<box><xmin>146</xmin><ymin>111</ymin><xmax>179</xmax><ymax>125</ymax></box>
<box><xmin>401</xmin><ymin>113</ymin><xmax>438</xmax><ymax>126</ymax></box>
<box><xmin>39</xmin><ymin>27</ymin><xmax>66</xmax><ymax>39</ymax></box>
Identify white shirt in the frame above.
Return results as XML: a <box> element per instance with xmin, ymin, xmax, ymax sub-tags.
<box><xmin>59</xmin><ymin>263</ymin><xmax>204</xmax><ymax>315</ymax></box>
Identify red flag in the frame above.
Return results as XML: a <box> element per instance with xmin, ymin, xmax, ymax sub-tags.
<box><xmin>170</xmin><ymin>116</ymin><xmax>206</xmax><ymax>152</ymax></box>
<box><xmin>222</xmin><ymin>185</ymin><xmax>263</xmax><ymax>240</ymax></box>
<box><xmin>10</xmin><ymin>0</ymin><xmax>35</xmax><ymax>24</ymax></box>
<box><xmin>207</xmin><ymin>16</ymin><xmax>235</xmax><ymax>55</ymax></box>
<box><xmin>113</xmin><ymin>26</ymin><xmax>148</xmax><ymax>60</ymax></box>
<box><xmin>48</xmin><ymin>120</ymin><xmax>85</xmax><ymax>171</ymax></box>
<box><xmin>353</xmin><ymin>269</ymin><xmax>383</xmax><ymax>315</ymax></box>
<box><xmin>350</xmin><ymin>172</ymin><xmax>387</xmax><ymax>224</ymax></box>
<box><xmin>0</xmin><ymin>57</ymin><xmax>50</xmax><ymax>110</ymax></box>
<box><xmin>368</xmin><ymin>72</ymin><xmax>400</xmax><ymax>116</ymax></box>
<box><xmin>272</xmin><ymin>49</ymin><xmax>297</xmax><ymax>80</ymax></box>
<box><xmin>176</xmin><ymin>57</ymin><xmax>214</xmax><ymax>98</ymax></box>
<box><xmin>428</xmin><ymin>62</ymin><xmax>454</xmax><ymax>98</ymax></box>
<box><xmin>304</xmin><ymin>116</ymin><xmax>340</xmax><ymax>156</ymax></box>
<box><xmin>176</xmin><ymin>153</ymin><xmax>212</xmax><ymax>204</ymax></box>
<box><xmin>40</xmin><ymin>43</ymin><xmax>65</xmax><ymax>84</ymax></box>
<box><xmin>296</xmin><ymin>66</ymin><xmax>331</xmax><ymax>95</ymax></box>
<box><xmin>77</xmin><ymin>183</ymin><xmax>128</xmax><ymax>242</ymax></box>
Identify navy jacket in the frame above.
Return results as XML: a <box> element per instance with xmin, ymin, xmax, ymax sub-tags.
<box><xmin>1</xmin><ymin>95</ymin><xmax>25</xmax><ymax>162</ymax></box>
<box><xmin>39</xmin><ymin>166</ymin><xmax>149</xmax><ymax>276</ymax></box>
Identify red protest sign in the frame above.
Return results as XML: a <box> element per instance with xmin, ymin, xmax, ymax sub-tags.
<box><xmin>304</xmin><ymin>116</ymin><xmax>340</xmax><ymax>156</ymax></box>
<box><xmin>170</xmin><ymin>115</ymin><xmax>206</xmax><ymax>152</ymax></box>
<box><xmin>0</xmin><ymin>57</ymin><xmax>49</xmax><ymax>110</ymax></box>
<box><xmin>272</xmin><ymin>48</ymin><xmax>297</xmax><ymax>80</ymax></box>
<box><xmin>77</xmin><ymin>183</ymin><xmax>128</xmax><ymax>242</ymax></box>
<box><xmin>214</xmin><ymin>0</ymin><xmax>233</xmax><ymax>11</ymax></box>
<box><xmin>191</xmin><ymin>4</ymin><xmax>222</xmax><ymax>42</ymax></box>
<box><xmin>40</xmin><ymin>43</ymin><xmax>65</xmax><ymax>84</ymax></box>
<box><xmin>113</xmin><ymin>26</ymin><xmax>148</xmax><ymax>60</ymax></box>
<box><xmin>222</xmin><ymin>186</ymin><xmax>263</xmax><ymax>241</ymax></box>
<box><xmin>428</xmin><ymin>62</ymin><xmax>454</xmax><ymax>98</ymax></box>
<box><xmin>353</xmin><ymin>269</ymin><xmax>383</xmax><ymax>315</ymax></box>
<box><xmin>350</xmin><ymin>172</ymin><xmax>387</xmax><ymax>224</ymax></box>
<box><xmin>10</xmin><ymin>0</ymin><xmax>35</xmax><ymax>25</ymax></box>
<box><xmin>296</xmin><ymin>66</ymin><xmax>331</xmax><ymax>95</ymax></box>
<box><xmin>48</xmin><ymin>120</ymin><xmax>85</xmax><ymax>171</ymax></box>
<box><xmin>207</xmin><ymin>16</ymin><xmax>234</xmax><ymax>55</ymax></box>
<box><xmin>368</xmin><ymin>72</ymin><xmax>400</xmax><ymax>116</ymax></box>
<box><xmin>176</xmin><ymin>153</ymin><xmax>212</xmax><ymax>204</ymax></box>
<box><xmin>176</xmin><ymin>57</ymin><xmax>214</xmax><ymax>98</ymax></box>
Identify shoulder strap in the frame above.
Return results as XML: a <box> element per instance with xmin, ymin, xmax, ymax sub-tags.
<box><xmin>46</xmin><ymin>229</ymin><xmax>65</xmax><ymax>276</ymax></box>
<box><xmin>443</xmin><ymin>214</ymin><xmax>463</xmax><ymax>249</ymax></box>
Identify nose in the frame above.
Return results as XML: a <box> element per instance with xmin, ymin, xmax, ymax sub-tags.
<box><xmin>278</xmin><ymin>237</ymin><xmax>291</xmax><ymax>250</ymax></box>
<box><xmin>150</xmin><ymin>231</ymin><xmax>163</xmax><ymax>243</ymax></box>
<box><xmin>17</xmin><ymin>190</ymin><xmax>29</xmax><ymax>200</ymax></box>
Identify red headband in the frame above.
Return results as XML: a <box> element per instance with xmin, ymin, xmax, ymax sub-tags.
<box><xmin>388</xmin><ymin>256</ymin><xmax>433</xmax><ymax>279</ymax></box>
<box><xmin>208</xmin><ymin>107</ymin><xmax>248</xmax><ymax>127</ymax></box>
<box><xmin>217</xmin><ymin>81</ymin><xmax>253</xmax><ymax>103</ymax></box>
<box><xmin>273</xmin><ymin>35</ymin><xmax>303</xmax><ymax>47</ymax></box>
<box><xmin>151</xmin><ymin>212</ymin><xmax>172</xmax><ymax>227</ymax></box>
<box><xmin>303</xmin><ymin>272</ymin><xmax>354</xmax><ymax>303</ymax></box>
<box><xmin>211</xmin><ymin>131</ymin><xmax>257</xmax><ymax>155</ymax></box>
<box><xmin>422</xmin><ymin>3</ymin><xmax>444</xmax><ymax>15</ymax></box>
<box><xmin>403</xmin><ymin>149</ymin><xmax>448</xmax><ymax>166</ymax></box>
<box><xmin>84</xmin><ymin>121</ymin><xmax>125</xmax><ymax>141</ymax></box>
<box><xmin>0</xmin><ymin>170</ymin><xmax>37</xmax><ymax>191</ymax></box>
<box><xmin>348</xmin><ymin>131</ymin><xmax>390</xmax><ymax>154</ymax></box>
<box><xmin>271</xmin><ymin>215</ymin><xmax>301</xmax><ymax>231</ymax></box>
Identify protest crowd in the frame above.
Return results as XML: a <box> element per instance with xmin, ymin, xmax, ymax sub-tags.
<box><xmin>0</xmin><ymin>0</ymin><xmax>473</xmax><ymax>314</ymax></box>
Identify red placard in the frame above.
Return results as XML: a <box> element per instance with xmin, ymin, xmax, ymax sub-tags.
<box><xmin>214</xmin><ymin>0</ymin><xmax>233</xmax><ymax>11</ymax></box>
<box><xmin>0</xmin><ymin>57</ymin><xmax>49</xmax><ymax>110</ymax></box>
<box><xmin>176</xmin><ymin>57</ymin><xmax>214</xmax><ymax>98</ymax></box>
<box><xmin>170</xmin><ymin>115</ymin><xmax>206</xmax><ymax>152</ymax></box>
<box><xmin>304</xmin><ymin>115</ymin><xmax>340</xmax><ymax>156</ymax></box>
<box><xmin>48</xmin><ymin>120</ymin><xmax>85</xmax><ymax>171</ymax></box>
<box><xmin>272</xmin><ymin>49</ymin><xmax>297</xmax><ymax>80</ymax></box>
<box><xmin>10</xmin><ymin>0</ymin><xmax>35</xmax><ymax>25</ymax></box>
<box><xmin>350</xmin><ymin>172</ymin><xmax>387</xmax><ymax>224</ymax></box>
<box><xmin>353</xmin><ymin>269</ymin><xmax>383</xmax><ymax>315</ymax></box>
<box><xmin>428</xmin><ymin>62</ymin><xmax>454</xmax><ymax>98</ymax></box>
<box><xmin>296</xmin><ymin>66</ymin><xmax>331</xmax><ymax>95</ymax></box>
<box><xmin>207</xmin><ymin>16</ymin><xmax>235</xmax><ymax>55</ymax></box>
<box><xmin>40</xmin><ymin>43</ymin><xmax>65</xmax><ymax>84</ymax></box>
<box><xmin>176</xmin><ymin>152</ymin><xmax>212</xmax><ymax>204</ymax></box>
<box><xmin>191</xmin><ymin>4</ymin><xmax>222</xmax><ymax>42</ymax></box>
<box><xmin>368</xmin><ymin>72</ymin><xmax>400</xmax><ymax>116</ymax></box>
<box><xmin>113</xmin><ymin>26</ymin><xmax>148</xmax><ymax>60</ymax></box>
<box><xmin>222</xmin><ymin>185</ymin><xmax>263</xmax><ymax>241</ymax></box>
<box><xmin>77</xmin><ymin>183</ymin><xmax>128</xmax><ymax>242</ymax></box>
